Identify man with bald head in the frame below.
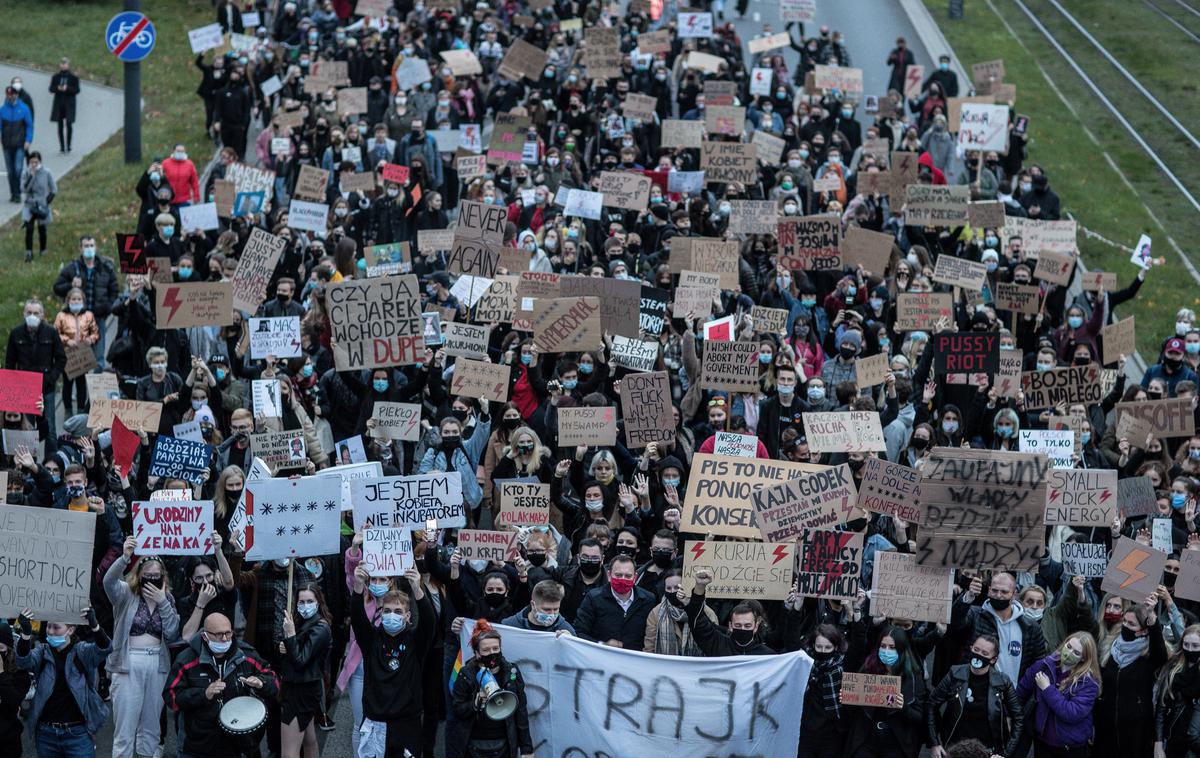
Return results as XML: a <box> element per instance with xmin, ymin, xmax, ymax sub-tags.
<box><xmin>165</xmin><ymin>612</ymin><xmax>279</xmax><ymax>757</ymax></box>
<box><xmin>951</xmin><ymin>572</ymin><xmax>1047</xmax><ymax>684</ymax></box>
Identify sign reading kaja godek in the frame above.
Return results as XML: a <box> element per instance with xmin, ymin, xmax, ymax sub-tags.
<box><xmin>351</xmin><ymin>473</ymin><xmax>465</xmax><ymax>529</ymax></box>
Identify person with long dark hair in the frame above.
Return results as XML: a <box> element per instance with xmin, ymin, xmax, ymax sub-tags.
<box><xmin>279</xmin><ymin>583</ymin><xmax>333</xmax><ymax>758</ymax></box>
<box><xmin>843</xmin><ymin>623</ymin><xmax>928</xmax><ymax>758</ymax></box>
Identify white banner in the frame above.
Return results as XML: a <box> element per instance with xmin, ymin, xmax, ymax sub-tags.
<box><xmin>460</xmin><ymin>623</ymin><xmax>810</xmax><ymax>757</ymax></box>
<box><xmin>350</xmin><ymin>473</ymin><xmax>465</xmax><ymax>529</ymax></box>
<box><xmin>243</xmin><ymin>476</ymin><xmax>343</xmax><ymax>560</ymax></box>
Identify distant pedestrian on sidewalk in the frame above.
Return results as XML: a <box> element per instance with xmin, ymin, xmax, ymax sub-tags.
<box><xmin>50</xmin><ymin>57</ymin><xmax>80</xmax><ymax>153</ymax></box>
<box><xmin>1</xmin><ymin>85</ymin><xmax>33</xmax><ymax>203</ymax></box>
<box><xmin>21</xmin><ymin>151</ymin><xmax>56</xmax><ymax>262</ymax></box>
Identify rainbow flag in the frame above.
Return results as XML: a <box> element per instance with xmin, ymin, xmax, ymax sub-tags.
<box><xmin>448</xmin><ymin>648</ymin><xmax>463</xmax><ymax>689</ymax></box>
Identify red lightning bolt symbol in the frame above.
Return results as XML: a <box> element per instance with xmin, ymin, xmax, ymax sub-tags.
<box><xmin>1116</xmin><ymin>549</ymin><xmax>1149</xmax><ymax>589</ymax></box>
<box><xmin>690</xmin><ymin>543</ymin><xmax>706</xmax><ymax>562</ymax></box>
<box><xmin>161</xmin><ymin>287</ymin><xmax>184</xmax><ymax>323</ymax></box>
<box><xmin>906</xmin><ymin>69</ymin><xmax>921</xmax><ymax>90</ymax></box>
<box><xmin>136</xmin><ymin>523</ymin><xmax>144</xmax><ymax>536</ymax></box>
<box><xmin>124</xmin><ymin>235</ymin><xmax>143</xmax><ymax>264</ymax></box>
<box><xmin>1100</xmin><ymin>490</ymin><xmax>1112</xmax><ymax>505</ymax></box>
<box><xmin>772</xmin><ymin>545</ymin><xmax>790</xmax><ymax>565</ymax></box>
<box><xmin>1049</xmin><ymin>489</ymin><xmax>1060</xmax><ymax>502</ymax></box>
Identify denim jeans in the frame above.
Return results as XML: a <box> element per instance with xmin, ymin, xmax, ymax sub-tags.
<box><xmin>92</xmin><ymin>314</ymin><xmax>109</xmax><ymax>369</ymax></box>
<box><xmin>36</xmin><ymin>723</ymin><xmax>95</xmax><ymax>758</ymax></box>
<box><xmin>43</xmin><ymin>390</ymin><xmax>58</xmax><ymax>441</ymax></box>
<box><xmin>3</xmin><ymin>145</ymin><xmax>24</xmax><ymax>198</ymax></box>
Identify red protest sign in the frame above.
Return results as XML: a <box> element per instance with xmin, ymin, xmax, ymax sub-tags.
<box><xmin>111</xmin><ymin>416</ymin><xmax>141</xmax><ymax>475</ymax></box>
<box><xmin>381</xmin><ymin>163</ymin><xmax>410</xmax><ymax>185</ymax></box>
<box><xmin>0</xmin><ymin>369</ymin><xmax>44</xmax><ymax>415</ymax></box>
<box><xmin>117</xmin><ymin>233</ymin><xmax>147</xmax><ymax>273</ymax></box>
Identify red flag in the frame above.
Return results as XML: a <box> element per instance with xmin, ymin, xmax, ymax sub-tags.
<box><xmin>112</xmin><ymin>416</ymin><xmax>140</xmax><ymax>475</ymax></box>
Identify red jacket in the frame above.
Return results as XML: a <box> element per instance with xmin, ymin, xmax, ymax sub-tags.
<box><xmin>162</xmin><ymin>157</ymin><xmax>200</xmax><ymax>204</ymax></box>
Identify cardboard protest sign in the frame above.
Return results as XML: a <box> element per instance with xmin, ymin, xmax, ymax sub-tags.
<box><xmin>622</xmin><ymin>93</ymin><xmax>658</xmax><ymax>122</ymax></box>
<box><xmin>610</xmin><ymin>336</ymin><xmax>658</xmax><ymax>373</ymax></box>
<box><xmin>748</xmin><ymin>31</ymin><xmax>790</xmax><ymax>54</ymax></box>
<box><xmin>795</xmin><ymin>529</ymin><xmax>864</xmax><ymax>600</ymax></box>
<box><xmin>902</xmin><ymin>63</ymin><xmax>925</xmax><ymax>99</ymax></box>
<box><xmin>449</xmin><ymin>359</ymin><xmax>510</xmax><ymax>403</ymax></box>
<box><xmin>326</xmin><ymin>275</ymin><xmax>423</xmax><ymax>370</ymax></box>
<box><xmin>1102</xmin><ymin>536</ymin><xmax>1166</xmax><ymax>602</ymax></box>
<box><xmin>1044</xmin><ymin>468</ymin><xmax>1117</xmax><ymax>526</ymax></box>
<box><xmin>673</xmin><ymin>285</ymin><xmax>716</xmax><ymax>320</ymax></box>
<box><xmin>1060</xmin><ymin>542</ymin><xmax>1108</xmax><ymax>579</ymax></box>
<box><xmin>362</xmin><ymin>527</ymin><xmax>414</xmax><ymax>576</ymax></box>
<box><xmin>252</xmin><ymin>379</ymin><xmax>283</xmax><ymax>418</ymax></box>
<box><xmin>1119</xmin><ymin>476</ymin><xmax>1159</xmax><ymax>519</ymax></box>
<box><xmin>498</xmin><ymin>38</ymin><xmax>547</xmax><ymax>81</ymax></box>
<box><xmin>351</xmin><ymin>473</ymin><xmax>465</xmax><ymax>529</ymax></box>
<box><xmin>662</xmin><ymin>119</ymin><xmax>704</xmax><ymax>149</ymax></box>
<box><xmin>683</xmin><ymin>454</ymin><xmax>825</xmax><ymax>538</ymax></box>
<box><xmin>295</xmin><ymin>165</ymin><xmax>330</xmax><ymax>201</ymax></box>
<box><xmin>149</xmin><ymin>436</ymin><xmax>213</xmax><ymax>485</ymax></box>
<box><xmin>86</xmin><ymin>373</ymin><xmax>120</xmax><ymax>403</ymax></box>
<box><xmin>131</xmin><ymin>500</ymin><xmax>213</xmax><ymax>555</ymax></box>
<box><xmin>968</xmin><ymin>200</ymin><xmax>1006</xmax><ymax>229</ymax></box>
<box><xmin>456</xmin><ymin>530</ymin><xmax>520</xmax><ymax>562</ymax></box>
<box><xmin>639</xmin><ymin>287</ymin><xmax>669</xmax><ymax>336</ymax></box>
<box><xmin>778</xmin><ymin>216</ymin><xmax>842</xmax><ymax>271</ymax></box>
<box><xmin>87</xmin><ymin>398</ymin><xmax>162</xmax><ymax>432</ymax></box>
<box><xmin>1102</xmin><ymin>317</ymin><xmax>1136</xmax><ymax>366</ymax></box>
<box><xmin>450</xmin><ymin>199</ymin><xmax>507</xmax><ymax>279</ymax></box>
<box><xmin>598</xmin><ymin>172</ymin><xmax>652</xmax><ymax>211</ymax></box>
<box><xmin>1034</xmin><ymin>249</ymin><xmax>1075</xmax><ymax>286</ymax></box>
<box><xmin>933</xmin><ymin>332</ymin><xmax>999</xmax><ymax>374</ymax></box>
<box><xmin>842</xmin><ymin>227</ymin><xmax>894</xmax><ymax>273</ymax></box>
<box><xmin>678</xmin><ymin>11</ymin><xmax>714</xmax><ymax>37</ymax></box>
<box><xmin>932</xmin><ymin>255</ymin><xmax>988</xmax><ymax>290</ymax></box>
<box><xmin>750</xmin><ymin>306</ymin><xmax>789</xmax><ymax>337</ymax></box>
<box><xmin>972</xmin><ymin>59</ymin><xmax>1006</xmax><ymax>91</ymax></box>
<box><xmin>172</xmin><ymin>420</ymin><xmax>202</xmax><ymax>444</ymax></box>
<box><xmin>286</xmin><ymin>199</ymin><xmax>328</xmax><ymax>233</ymax></box>
<box><xmin>990</xmin><ymin>348</ymin><xmax>1023</xmax><ymax>399</ymax></box>
<box><xmin>497</xmin><ymin>482</ymin><xmax>551</xmax><ymax>527</ymax></box>
<box><xmin>1022</xmin><ymin>364</ymin><xmax>1102</xmax><ymax>410</ymax></box>
<box><xmin>64</xmin><ymin>343</ymin><xmax>98</xmax><ymax>381</ymax></box>
<box><xmin>701</xmin><ymin>340</ymin><xmax>759</xmax><ymax>393</ymax></box>
<box><xmin>188</xmin><ymin>23</ymin><xmax>225</xmax><ymax>53</ymax></box>
<box><xmin>557</xmin><ymin>275</ymin><xmax>642</xmax><ymax>338</ymax></box>
<box><xmin>442</xmin><ymin>322</ymin><xmax>491</xmax><ymax>360</ymax></box>
<box><xmin>583</xmin><ymin>26</ymin><xmax>621</xmax><ymax>77</ymax></box>
<box><xmin>713</xmin><ymin>432</ymin><xmax>758</xmax><ymax>458</ymax></box>
<box><xmin>855</xmin><ymin>352</ymin><xmax>889</xmax><ymax>389</ymax></box>
<box><xmin>803</xmin><ymin>411</ymin><xmax>886</xmax><ymax>453</ymax></box>
<box><xmin>813</xmin><ymin>65</ymin><xmax>864</xmax><ymax>97</ymax></box>
<box><xmin>904</xmin><ymin>185</ymin><xmax>970</xmax><ymax>226</ymax></box>
<box><xmin>957</xmin><ymin>104</ymin><xmax>1009</xmax><ymax>152</ymax></box>
<box><xmin>840</xmin><ymin>673</ymin><xmax>903</xmax><ymax>708</ymax></box>
<box><xmin>369</xmin><ymin>402</ymin><xmax>421</xmax><ymax>442</ymax></box>
<box><xmin>858</xmin><ymin>458</ymin><xmax>922</xmax><ymax>521</ymax></box>
<box><xmin>618</xmin><ymin>371</ymin><xmax>673</xmax><ymax>449</ymax></box>
<box><xmin>872</xmin><ymin>551</ymin><xmax>953</xmax><ymax>623</ymax></box>
<box><xmin>917</xmin><ymin>448</ymin><xmax>1049</xmax><ymax>570</ymax></box>
<box><xmin>155</xmin><ymin>282</ymin><xmax>233</xmax><ymax>328</ymax></box>
<box><xmin>1154</xmin><ymin>518</ymin><xmax>1174</xmax><ymax>552</ymax></box>
<box><xmin>1018</xmin><ymin>429</ymin><xmax>1075</xmax><ymax>469</ymax></box>
<box><xmin>681</xmin><ymin>540</ymin><xmax>795</xmax><ymax>600</ymax></box>
<box><xmin>902</xmin><ymin>292</ymin><xmax>955</xmax><ymax>328</ymax></box>
<box><xmin>340</xmin><ymin>171</ymin><xmax>376</xmax><ymax>194</ymax></box>
<box><xmin>1081</xmin><ymin>271</ymin><xmax>1118</xmax><ymax>292</ymax></box>
<box><xmin>700</xmin><ymin>141</ymin><xmax>757</xmax><ymax>184</ymax></box>
<box><xmin>1177</xmin><ymin>550</ymin><xmax>1200</xmax><ymax>602</ymax></box>
<box><xmin>752</xmin><ymin>464</ymin><xmax>859</xmax><ymax>541</ymax></box>
<box><xmin>751</xmin><ymin>130</ymin><xmax>786</xmax><ymax>163</ymax></box>
<box><xmin>704</xmin><ymin>105</ymin><xmax>746</xmax><ymax>137</ymax></box>
<box><xmin>249</xmin><ymin>317</ymin><xmax>301</xmax><ymax>360</ymax></box>
<box><xmin>473</xmin><ymin>275</ymin><xmax>517</xmax><ymax>324</ymax></box>
<box><xmin>558</xmin><ymin>406</ymin><xmax>618</xmax><ymax>447</ymax></box>
<box><xmin>636</xmin><ymin>30</ymin><xmax>672</xmax><ymax>54</ymax></box>
<box><xmin>670</xmin><ymin>237</ymin><xmax>741</xmax><ymax>288</ymax></box>
<box><xmin>241</xmin><ymin>476</ymin><xmax>342</xmax><ymax>560</ymax></box>
<box><xmin>727</xmin><ymin>200</ymin><xmax>777</xmax><ymax>235</ymax></box>
<box><xmin>1115</xmin><ymin>397</ymin><xmax>1196</xmax><ymax>438</ymax></box>
<box><xmin>0</xmin><ymin>504</ymin><xmax>95</xmax><ymax>623</ymax></box>
<box><xmin>249</xmin><ymin>430</ymin><xmax>307</xmax><ymax>473</ymax></box>
<box><xmin>179</xmin><ymin>202</ymin><xmax>219</xmax><ymax>233</ymax></box>
<box><xmin>533</xmin><ymin>297</ymin><xmax>602</xmax><ymax>353</ymax></box>
<box><xmin>231</xmin><ymin>228</ymin><xmax>287</xmax><ymax>313</ymax></box>
<box><xmin>2</xmin><ymin>429</ymin><xmax>40</xmax><ymax>457</ymax></box>
<box><xmin>781</xmin><ymin>0</ymin><xmax>817</xmax><ymax>21</ymax></box>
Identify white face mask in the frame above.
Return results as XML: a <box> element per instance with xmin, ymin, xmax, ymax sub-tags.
<box><xmin>151</xmin><ymin>363</ymin><xmax>167</xmax><ymax>374</ymax></box>
<box><xmin>1177</xmin><ymin>321</ymin><xmax>1191</xmax><ymax>336</ymax></box>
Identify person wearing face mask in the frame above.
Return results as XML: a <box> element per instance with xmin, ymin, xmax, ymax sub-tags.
<box><xmin>135</xmin><ymin>345</ymin><xmax>185</xmax><ymax>418</ymax></box>
<box><xmin>161</xmin><ymin>142</ymin><xmax>199</xmax><ymax>205</ymax></box>
<box><xmin>1015</xmin><ymin>632</ymin><xmax>1100</xmax><ymax>756</ymax></box>
<box><xmin>166</xmin><ymin>612</ymin><xmax>280</xmax><ymax>758</ymax></box>
<box><xmin>103</xmin><ymin>538</ymin><xmax>181</xmax><ymax>758</ymax></box>
<box><xmin>212</xmin><ymin>67</ymin><xmax>253</xmax><ymax>160</ymax></box>
<box><xmin>843</xmin><ymin>624</ymin><xmax>927</xmax><ymax>758</ymax></box>
<box><xmin>634</xmin><ymin>529</ymin><xmax>680</xmax><ymax>596</ymax></box>
<box><xmin>53</xmin><ymin>235</ymin><xmax>119</xmax><ymax>368</ymax></box>
<box><xmin>927</xmin><ymin>635</ymin><xmax>1023</xmax><ymax>758</ymax></box>
<box><xmin>419</xmin><ymin>411</ymin><xmax>493</xmax><ymax>526</ymax></box>
<box><xmin>446</xmin><ymin>620</ymin><xmax>536</xmax><ymax>758</ymax></box>
<box><xmin>642</xmin><ymin>570</ymin><xmax>714</xmax><ymax>656</ymax></box>
<box><xmin>349</xmin><ymin>565</ymin><xmax>434</xmax><ymax>758</ymax></box>
<box><xmin>955</xmin><ymin>573</ymin><xmax>1047</xmax><ymax>686</ymax></box>
<box><xmin>1093</xmin><ymin>603</ymin><xmax>1167</xmax><ymax>758</ymax></box>
<box><xmin>278</xmin><ymin>584</ymin><xmax>332</xmax><ymax>758</ymax></box>
<box><xmin>14</xmin><ymin>607</ymin><xmax>111</xmax><ymax>758</ymax></box>
<box><xmin>682</xmin><ymin>568</ymin><xmax>774</xmax><ymax>656</ymax></box>
<box><xmin>1155</xmin><ymin>625</ymin><xmax>1200</xmax><ymax>758</ymax></box>
<box><xmin>530</xmin><ymin>539</ymin><xmax>607</xmax><ymax>625</ymax></box>
<box><xmin>52</xmin><ymin>287</ymin><xmax>98</xmax><ymax>418</ymax></box>
<box><xmin>574</xmin><ymin>554</ymin><xmax>657</xmax><ymax>650</ymax></box>
<box><xmin>6</xmin><ymin>297</ymin><xmax>67</xmax><ymax>439</ymax></box>
<box><xmin>820</xmin><ymin>327</ymin><xmax>864</xmax><ymax>389</ymax></box>
<box><xmin>1143</xmin><ymin>337</ymin><xmax>1200</xmax><ymax>397</ymax></box>
<box><xmin>501</xmin><ymin>580</ymin><xmax>575</xmax><ymax>635</ymax></box>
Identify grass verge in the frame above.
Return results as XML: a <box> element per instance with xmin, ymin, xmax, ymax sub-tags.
<box><xmin>0</xmin><ymin>0</ymin><xmax>212</xmax><ymax>344</ymax></box>
<box><xmin>924</xmin><ymin>0</ymin><xmax>1200</xmax><ymax>357</ymax></box>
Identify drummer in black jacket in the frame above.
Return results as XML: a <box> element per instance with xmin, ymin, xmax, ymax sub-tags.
<box><xmin>164</xmin><ymin>612</ymin><xmax>280</xmax><ymax>758</ymax></box>
<box><xmin>350</xmin><ymin>564</ymin><xmax>436</xmax><ymax>757</ymax></box>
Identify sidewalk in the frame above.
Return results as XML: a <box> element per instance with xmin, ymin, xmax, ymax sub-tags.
<box><xmin>0</xmin><ymin>61</ymin><xmax>124</xmax><ymax>224</ymax></box>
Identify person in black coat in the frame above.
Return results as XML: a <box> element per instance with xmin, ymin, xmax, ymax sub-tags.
<box><xmin>279</xmin><ymin>583</ymin><xmax>333</xmax><ymax>758</ymax></box>
<box><xmin>927</xmin><ymin>634</ymin><xmax>1024</xmax><ymax>758</ymax></box>
<box><xmin>48</xmin><ymin>57</ymin><xmax>80</xmax><ymax>152</ymax></box>
<box><xmin>843</xmin><ymin>621</ymin><xmax>929</xmax><ymax>758</ymax></box>
<box><xmin>886</xmin><ymin>39</ymin><xmax>916</xmax><ymax>94</ymax></box>
<box><xmin>194</xmin><ymin>52</ymin><xmax>230</xmax><ymax>131</ymax></box>
<box><xmin>1154</xmin><ymin>625</ymin><xmax>1200</xmax><ymax>758</ymax></box>
<box><xmin>446</xmin><ymin>620</ymin><xmax>535</xmax><ymax>758</ymax></box>
<box><xmin>572</xmin><ymin>555</ymin><xmax>656</xmax><ymax>650</ymax></box>
<box><xmin>1095</xmin><ymin>603</ymin><xmax>1168</xmax><ymax>758</ymax></box>
<box><xmin>1020</xmin><ymin>172</ymin><xmax>1062</xmax><ymax>220</ymax></box>
<box><xmin>0</xmin><ymin>622</ymin><xmax>31</xmax><ymax>758</ymax></box>
<box><xmin>684</xmin><ymin>568</ymin><xmax>775</xmax><ymax>655</ymax></box>
<box><xmin>214</xmin><ymin>71</ymin><xmax>254</xmax><ymax>160</ymax></box>
<box><xmin>5</xmin><ymin>299</ymin><xmax>67</xmax><ymax>437</ymax></box>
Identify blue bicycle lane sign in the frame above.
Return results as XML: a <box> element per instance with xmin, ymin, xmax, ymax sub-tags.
<box><xmin>106</xmin><ymin>11</ymin><xmax>156</xmax><ymax>63</ymax></box>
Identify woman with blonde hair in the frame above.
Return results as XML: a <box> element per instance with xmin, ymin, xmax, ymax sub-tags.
<box><xmin>1016</xmin><ymin>631</ymin><xmax>1101</xmax><ymax>757</ymax></box>
<box><xmin>1155</xmin><ymin>624</ymin><xmax>1200</xmax><ymax>757</ymax></box>
<box><xmin>103</xmin><ymin>536</ymin><xmax>181</xmax><ymax>758</ymax></box>
<box><xmin>211</xmin><ymin>464</ymin><xmax>245</xmax><ymax>540</ymax></box>
<box><xmin>491</xmin><ymin>425</ymin><xmax>554</xmax><ymax>485</ymax></box>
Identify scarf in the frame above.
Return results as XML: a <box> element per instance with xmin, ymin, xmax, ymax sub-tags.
<box><xmin>810</xmin><ymin>654</ymin><xmax>844</xmax><ymax>717</ymax></box>
<box><xmin>1109</xmin><ymin>635</ymin><xmax>1148</xmax><ymax>668</ymax></box>
<box><xmin>654</xmin><ymin>601</ymin><xmax>702</xmax><ymax>657</ymax></box>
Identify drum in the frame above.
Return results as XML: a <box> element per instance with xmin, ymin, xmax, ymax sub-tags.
<box><xmin>219</xmin><ymin>695</ymin><xmax>267</xmax><ymax>735</ymax></box>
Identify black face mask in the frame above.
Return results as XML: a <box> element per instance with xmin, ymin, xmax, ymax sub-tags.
<box><xmin>502</xmin><ymin>416</ymin><xmax>521</xmax><ymax>430</ymax></box>
<box><xmin>1073</xmin><ymin>356</ymin><xmax>1090</xmax><ymax>366</ymax></box>
<box><xmin>478</xmin><ymin>652</ymin><xmax>501</xmax><ymax>668</ymax></box>
<box><xmin>412</xmin><ymin>557</ymin><xmax>427</xmax><ymax>574</ymax></box>
<box><xmin>651</xmin><ymin>550</ymin><xmax>673</xmax><ymax>569</ymax></box>
<box><xmin>989</xmin><ymin>596</ymin><xmax>1011</xmax><ymax>611</ymax></box>
<box><xmin>1164</xmin><ymin>572</ymin><xmax>1178</xmax><ymax>588</ymax></box>
<box><xmin>526</xmin><ymin>552</ymin><xmax>547</xmax><ymax>567</ymax></box>
<box><xmin>615</xmin><ymin>545</ymin><xmax>637</xmax><ymax>557</ymax></box>
<box><xmin>839</xmin><ymin>346</ymin><xmax>857</xmax><ymax>360</ymax></box>
<box><xmin>910</xmin><ymin>437</ymin><xmax>929</xmax><ymax>451</ymax></box>
<box><xmin>440</xmin><ymin>436</ymin><xmax>460</xmax><ymax>452</ymax></box>
<box><xmin>730</xmin><ymin>628</ymin><xmax>755</xmax><ymax>646</ymax></box>
<box><xmin>224</xmin><ymin>488</ymin><xmax>242</xmax><ymax>503</ymax></box>
<box><xmin>579</xmin><ymin>560</ymin><xmax>602</xmax><ymax>578</ymax></box>
<box><xmin>1165</xmin><ymin>357</ymin><xmax>1183</xmax><ymax>370</ymax></box>
<box><xmin>1185</xmin><ymin>649</ymin><xmax>1200</xmax><ymax>666</ymax></box>
<box><xmin>483</xmin><ymin>592</ymin><xmax>507</xmax><ymax>609</ymax></box>
<box><xmin>666</xmin><ymin>591</ymin><xmax>685</xmax><ymax>607</ymax></box>
<box><xmin>277</xmin><ymin>292</ymin><xmax>291</xmax><ymax>303</ymax></box>
<box><xmin>811</xmin><ymin>648</ymin><xmax>836</xmax><ymax>662</ymax></box>
<box><xmin>1120</xmin><ymin>626</ymin><xmax>1140</xmax><ymax>642</ymax></box>
<box><xmin>451</xmin><ymin>408</ymin><xmax>469</xmax><ymax>422</ymax></box>
<box><xmin>143</xmin><ymin>577</ymin><xmax>164</xmax><ymax>589</ymax></box>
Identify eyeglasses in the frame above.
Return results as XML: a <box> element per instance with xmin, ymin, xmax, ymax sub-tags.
<box><xmin>205</xmin><ymin>630</ymin><xmax>234</xmax><ymax>640</ymax></box>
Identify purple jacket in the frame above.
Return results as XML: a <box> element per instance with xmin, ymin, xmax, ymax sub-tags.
<box><xmin>1016</xmin><ymin>653</ymin><xmax>1098</xmax><ymax>749</ymax></box>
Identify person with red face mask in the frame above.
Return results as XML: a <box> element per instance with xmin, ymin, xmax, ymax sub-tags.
<box><xmin>572</xmin><ymin>555</ymin><xmax>656</xmax><ymax>650</ymax></box>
